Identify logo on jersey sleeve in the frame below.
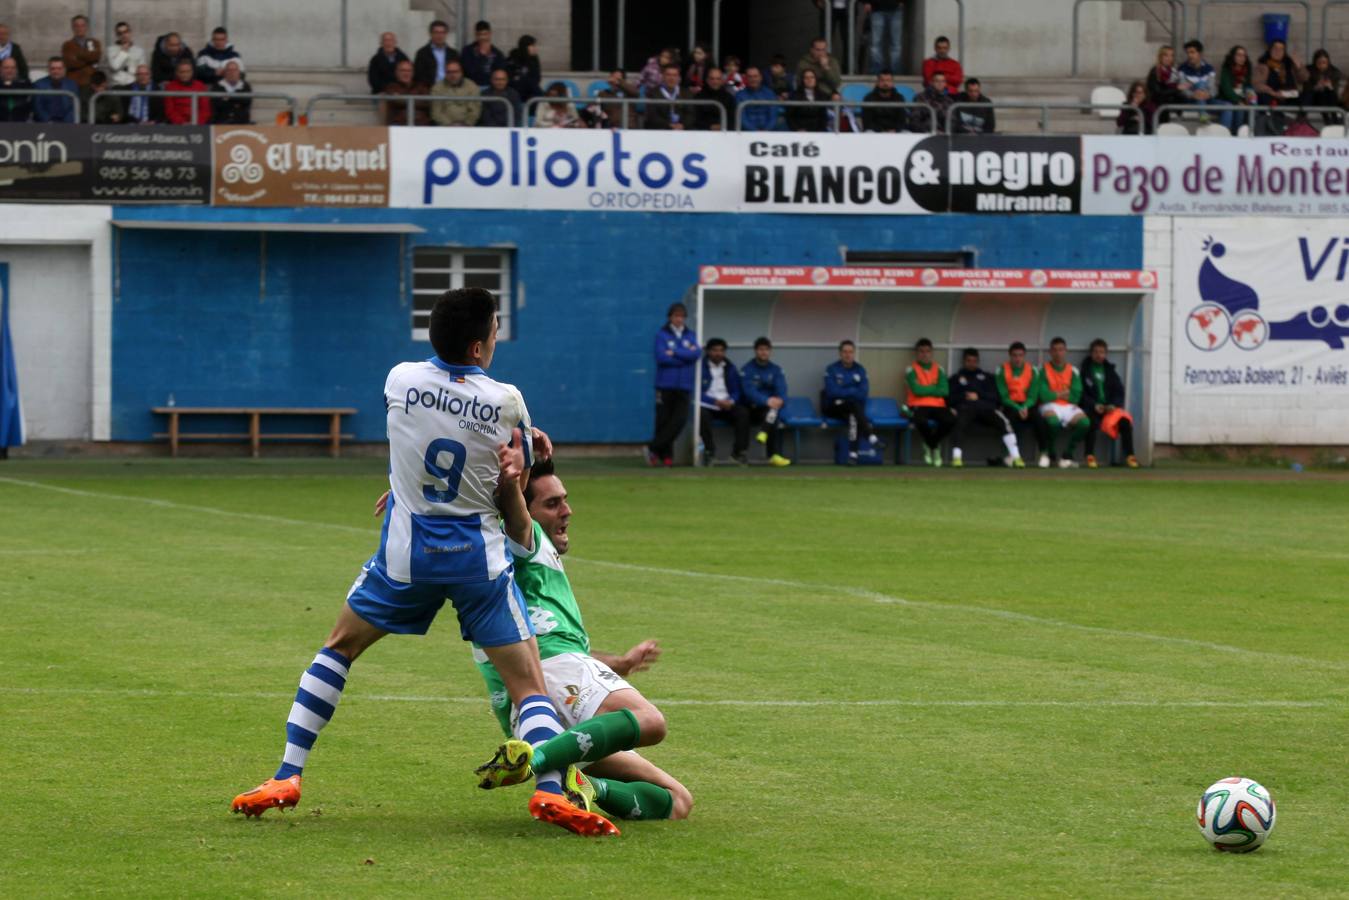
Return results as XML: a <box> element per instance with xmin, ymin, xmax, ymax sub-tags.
<box><xmin>529</xmin><ymin>606</ymin><xmax>559</xmax><ymax>634</ymax></box>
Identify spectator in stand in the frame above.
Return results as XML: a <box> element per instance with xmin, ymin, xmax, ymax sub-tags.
<box><xmin>460</xmin><ymin>20</ymin><xmax>506</xmax><ymax>87</ymax></box>
<box><xmin>686</xmin><ymin>43</ymin><xmax>711</xmax><ymax>93</ymax></box>
<box><xmin>125</xmin><ymin>63</ymin><xmax>160</xmax><ymax>124</ymax></box>
<box><xmin>863</xmin><ymin>0</ymin><xmax>904</xmax><ymax>76</ymax></box>
<box><xmin>107</xmin><ymin>22</ymin><xmax>144</xmax><ymax>88</ymax></box>
<box><xmin>479</xmin><ymin>67</ymin><xmax>520</xmax><ymax>127</ymax></box>
<box><xmin>923</xmin><ymin>36</ymin><xmax>962</xmax><ymax>96</ymax></box>
<box><xmin>861</xmin><ymin>70</ymin><xmax>906</xmax><ymax>132</ymax></box>
<box><xmin>0</xmin><ymin>23</ymin><xmax>29</xmax><ymax>81</ymax></box>
<box><xmin>32</xmin><ymin>58</ymin><xmax>78</xmax><ymax>123</ymax></box>
<box><xmin>152</xmin><ymin>33</ymin><xmax>194</xmax><ymax>86</ymax></box>
<box><xmin>1146</xmin><ymin>45</ymin><xmax>1186</xmax><ymax>121</ymax></box>
<box><xmin>699</xmin><ymin>338</ymin><xmax>750</xmax><ymax>466</ymax></box>
<box><xmin>1217</xmin><ymin>46</ymin><xmax>1257</xmax><ymax>133</ymax></box>
<box><xmin>1178</xmin><ymin>40</ymin><xmax>1216</xmax><ymax>114</ymax></box>
<box><xmin>163</xmin><ymin>59</ymin><xmax>210</xmax><ymax>124</ymax></box>
<box><xmin>368</xmin><ymin>32</ymin><xmax>409</xmax><ymax>94</ymax></box>
<box><xmin>723</xmin><ymin>55</ymin><xmax>745</xmax><ymax>92</ymax></box>
<box><xmin>694</xmin><ymin>67</ymin><xmax>735</xmax><ymax>130</ymax></box>
<box><xmin>948</xmin><ymin>348</ymin><xmax>1022</xmax><ymax>469</ymax></box>
<box><xmin>1116</xmin><ymin>80</ymin><xmax>1155</xmax><ymax>134</ymax></box>
<box><xmin>640</xmin><ymin>47</ymin><xmax>677</xmax><ymax>93</ymax></box>
<box><xmin>61</xmin><ymin>15</ymin><xmax>102</xmax><ymax>101</ymax></box>
<box><xmin>90</xmin><ymin>71</ymin><xmax>123</xmax><ymax>123</ymax></box>
<box><xmin>786</xmin><ymin>66</ymin><xmax>831</xmax><ymax>131</ymax></box>
<box><xmin>1254</xmin><ymin>39</ymin><xmax>1305</xmax><ymax>134</ymax></box>
<box><xmin>1302</xmin><ymin>49</ymin><xmax>1342</xmax><ymax>123</ymax></box>
<box><xmin>645</xmin><ymin>64</ymin><xmax>691</xmax><ymax>130</ymax></box>
<box><xmin>736</xmin><ymin>65</ymin><xmax>780</xmax><ymax>131</ymax></box>
<box><xmin>211</xmin><ymin>60</ymin><xmax>252</xmax><ymax>124</ymax></box>
<box><xmin>797</xmin><ymin>38</ymin><xmax>842</xmax><ymax>96</ymax></box>
<box><xmin>535</xmin><ymin>81</ymin><xmax>579</xmax><ymax>127</ymax></box>
<box><xmin>431</xmin><ymin>59</ymin><xmax>482</xmax><ymax>126</ymax></box>
<box><xmin>0</xmin><ymin>57</ymin><xmax>32</xmax><ymax>122</ymax></box>
<box><xmin>382</xmin><ymin>59</ymin><xmax>429</xmax><ymax>126</ymax></box>
<box><xmin>905</xmin><ymin>338</ymin><xmax>955</xmax><ymax>467</ymax></box>
<box><xmin>768</xmin><ymin>55</ymin><xmax>794</xmax><ymax>97</ymax></box>
<box><xmin>1079</xmin><ymin>339</ymin><xmax>1139</xmax><ymax>469</ymax></box>
<box><xmin>597</xmin><ymin>69</ymin><xmax>639</xmax><ymax>128</ymax></box>
<box><xmin>952</xmin><ymin>76</ymin><xmax>995</xmax><ymax>133</ymax></box>
<box><xmin>815</xmin><ymin>0</ymin><xmax>855</xmax><ymax>71</ymax></box>
<box><xmin>823</xmin><ymin>340</ymin><xmax>881</xmax><ymax>464</ymax></box>
<box><xmin>196</xmin><ymin>27</ymin><xmax>242</xmax><ymax>86</ymax></box>
<box><xmin>648</xmin><ymin>302</ymin><xmax>701</xmax><ymax>468</ymax></box>
<box><xmin>911</xmin><ymin>70</ymin><xmax>954</xmax><ymax>132</ymax></box>
<box><xmin>741</xmin><ymin>337</ymin><xmax>792</xmax><ymax>467</ymax></box>
<box><xmin>507</xmin><ymin>35</ymin><xmax>542</xmax><ymax>102</ymax></box>
<box><xmin>414</xmin><ymin>20</ymin><xmax>457</xmax><ymax>89</ymax></box>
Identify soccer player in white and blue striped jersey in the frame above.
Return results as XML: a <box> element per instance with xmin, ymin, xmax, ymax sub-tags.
<box><xmin>230</xmin><ymin>288</ymin><xmax>618</xmax><ymax>837</ymax></box>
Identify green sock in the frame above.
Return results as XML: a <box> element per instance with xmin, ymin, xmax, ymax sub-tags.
<box><xmin>1066</xmin><ymin>418</ymin><xmax>1089</xmax><ymax>454</ymax></box>
<box><xmin>531</xmin><ymin>708</ymin><xmax>640</xmax><ymax>774</ymax></box>
<box><xmin>591</xmin><ymin>777</ymin><xmax>675</xmax><ymax>820</ymax></box>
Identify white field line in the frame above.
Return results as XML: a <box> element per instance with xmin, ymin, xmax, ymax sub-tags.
<box><xmin>0</xmin><ymin>685</ymin><xmax>1337</xmax><ymax>709</ymax></box>
<box><xmin>3</xmin><ymin>476</ymin><xmax>1345</xmax><ymax>672</ymax></box>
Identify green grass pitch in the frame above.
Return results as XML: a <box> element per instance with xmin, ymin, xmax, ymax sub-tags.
<box><xmin>2</xmin><ymin>458</ymin><xmax>1347</xmax><ymax>897</ymax></box>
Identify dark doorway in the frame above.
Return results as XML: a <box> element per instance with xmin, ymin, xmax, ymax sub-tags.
<box><xmin>571</xmin><ymin>0</ymin><xmax>751</xmax><ymax>73</ymax></box>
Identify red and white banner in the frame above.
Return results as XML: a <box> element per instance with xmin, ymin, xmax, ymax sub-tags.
<box><xmin>698</xmin><ymin>266</ymin><xmax>1157</xmax><ymax>291</ymax></box>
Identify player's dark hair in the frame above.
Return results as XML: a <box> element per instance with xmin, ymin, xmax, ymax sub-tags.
<box><xmin>754</xmin><ymin>336</ymin><xmax>772</xmax><ymax>349</ymax></box>
<box><xmin>839</xmin><ymin>339</ymin><xmax>855</xmax><ymax>350</ymax></box>
<box><xmin>429</xmin><ymin>288</ymin><xmax>496</xmax><ymax>363</ymax></box>
<box><xmin>1090</xmin><ymin>338</ymin><xmax>1108</xmax><ymax>351</ymax></box>
<box><xmin>1009</xmin><ymin>341</ymin><xmax>1026</xmax><ymax>353</ymax></box>
<box><xmin>963</xmin><ymin>347</ymin><xmax>979</xmax><ymax>360</ymax></box>
<box><xmin>1050</xmin><ymin>336</ymin><xmax>1067</xmax><ymax>348</ymax></box>
<box><xmin>706</xmin><ymin>337</ymin><xmax>727</xmax><ymax>351</ymax></box>
<box><xmin>666</xmin><ymin>301</ymin><xmax>687</xmax><ymax>320</ymax></box>
<box><xmin>915</xmin><ymin>337</ymin><xmax>933</xmax><ymax>350</ymax></box>
<box><xmin>524</xmin><ymin>457</ymin><xmax>555</xmax><ymax>506</ymax></box>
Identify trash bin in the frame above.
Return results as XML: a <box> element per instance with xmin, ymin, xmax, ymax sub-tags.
<box><xmin>1262</xmin><ymin>13</ymin><xmax>1291</xmax><ymax>46</ymax></box>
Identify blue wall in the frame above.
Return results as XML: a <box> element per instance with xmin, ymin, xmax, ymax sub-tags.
<box><xmin>111</xmin><ymin>207</ymin><xmax>1143</xmax><ymax>442</ymax></box>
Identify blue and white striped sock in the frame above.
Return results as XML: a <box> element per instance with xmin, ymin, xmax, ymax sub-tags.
<box><xmin>274</xmin><ymin>647</ymin><xmax>350</xmax><ymax>780</ymax></box>
<box><xmin>515</xmin><ymin>694</ymin><xmax>564</xmax><ymax>795</ymax></box>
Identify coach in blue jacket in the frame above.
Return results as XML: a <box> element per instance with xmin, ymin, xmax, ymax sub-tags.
<box><xmin>699</xmin><ymin>338</ymin><xmax>749</xmax><ymax>465</ymax></box>
<box><xmin>648</xmin><ymin>302</ymin><xmax>700</xmax><ymax>466</ymax></box>
<box><xmin>740</xmin><ymin>336</ymin><xmax>791</xmax><ymax>466</ymax></box>
<box><xmin>822</xmin><ymin>339</ymin><xmax>881</xmax><ymax>461</ymax></box>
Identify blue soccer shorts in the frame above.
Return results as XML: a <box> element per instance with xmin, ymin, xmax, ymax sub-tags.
<box><xmin>344</xmin><ymin>557</ymin><xmax>533</xmax><ymax>646</ymax></box>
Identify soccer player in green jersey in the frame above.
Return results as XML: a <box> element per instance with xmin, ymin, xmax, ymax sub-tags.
<box><xmin>474</xmin><ymin>454</ymin><xmax>693</xmax><ymax>821</ymax></box>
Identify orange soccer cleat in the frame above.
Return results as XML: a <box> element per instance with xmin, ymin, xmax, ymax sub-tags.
<box><xmin>528</xmin><ymin>789</ymin><xmax>621</xmax><ymax>837</ymax></box>
<box><xmin>231</xmin><ymin>775</ymin><xmax>302</xmax><ymax>818</ymax></box>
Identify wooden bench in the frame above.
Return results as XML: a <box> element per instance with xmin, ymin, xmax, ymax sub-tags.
<box><xmin>151</xmin><ymin>407</ymin><xmax>358</xmax><ymax>458</ymax></box>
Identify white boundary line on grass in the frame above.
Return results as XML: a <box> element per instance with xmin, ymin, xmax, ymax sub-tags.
<box><xmin>3</xmin><ymin>476</ymin><xmax>1345</xmax><ymax>672</ymax></box>
<box><xmin>0</xmin><ymin>686</ymin><xmax>1338</xmax><ymax>709</ymax></box>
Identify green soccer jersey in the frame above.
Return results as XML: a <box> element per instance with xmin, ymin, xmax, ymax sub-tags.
<box><xmin>475</xmin><ymin>520</ymin><xmax>591</xmax><ymax>734</ymax></box>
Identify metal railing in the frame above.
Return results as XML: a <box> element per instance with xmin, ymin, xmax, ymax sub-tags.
<box><xmin>947</xmin><ymin>100</ymin><xmax>1135</xmax><ymax>134</ymax></box>
<box><xmin>0</xmin><ymin>88</ymin><xmax>83</xmax><ymax>123</ymax></box>
<box><xmin>91</xmin><ymin>89</ymin><xmax>297</xmax><ymax>125</ymax></box>
<box><xmin>1198</xmin><ymin>0</ymin><xmax>1311</xmax><ymax>57</ymax></box>
<box><xmin>306</xmin><ymin>91</ymin><xmax>516</xmax><ymax>126</ymax></box>
<box><xmin>1152</xmin><ymin>101</ymin><xmax>1346</xmax><ymax>133</ymax></box>
<box><xmin>734</xmin><ymin>99</ymin><xmax>937</xmax><ymax>133</ymax></box>
<box><xmin>524</xmin><ymin>95</ymin><xmax>727</xmax><ymax>130</ymax></box>
<box><xmin>1073</xmin><ymin>0</ymin><xmax>1187</xmax><ymax>76</ymax></box>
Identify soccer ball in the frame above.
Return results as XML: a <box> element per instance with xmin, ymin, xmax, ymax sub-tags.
<box><xmin>1196</xmin><ymin>777</ymin><xmax>1276</xmax><ymax>852</ymax></box>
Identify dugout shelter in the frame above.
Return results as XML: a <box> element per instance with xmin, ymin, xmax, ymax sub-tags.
<box><xmin>692</xmin><ymin>266</ymin><xmax>1158</xmax><ymax>465</ymax></box>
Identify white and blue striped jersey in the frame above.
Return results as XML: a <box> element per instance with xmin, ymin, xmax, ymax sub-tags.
<box><xmin>377</xmin><ymin>357</ymin><xmax>532</xmax><ymax>584</ymax></box>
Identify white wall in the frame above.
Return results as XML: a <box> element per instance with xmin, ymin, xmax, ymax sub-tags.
<box><xmin>0</xmin><ymin>205</ymin><xmax>113</xmax><ymax>441</ymax></box>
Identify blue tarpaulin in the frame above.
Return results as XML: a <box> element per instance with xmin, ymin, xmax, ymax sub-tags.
<box><xmin>0</xmin><ymin>263</ymin><xmax>25</xmax><ymax>450</ymax></box>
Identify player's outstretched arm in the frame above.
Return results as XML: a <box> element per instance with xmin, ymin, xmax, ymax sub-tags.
<box><xmin>496</xmin><ymin>438</ymin><xmax>533</xmax><ymax>552</ymax></box>
<box><xmin>593</xmin><ymin>640</ymin><xmax>662</xmax><ymax>677</ymax></box>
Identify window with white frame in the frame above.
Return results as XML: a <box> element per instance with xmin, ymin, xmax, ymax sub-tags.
<box><xmin>411</xmin><ymin>247</ymin><xmax>513</xmax><ymax>341</ymax></box>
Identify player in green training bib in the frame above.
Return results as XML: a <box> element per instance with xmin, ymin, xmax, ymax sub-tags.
<box><xmin>474</xmin><ymin>455</ymin><xmax>692</xmax><ymax>821</ymax></box>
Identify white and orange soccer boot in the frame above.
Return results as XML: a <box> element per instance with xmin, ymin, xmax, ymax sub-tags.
<box><xmin>528</xmin><ymin>788</ymin><xmax>620</xmax><ymax>837</ymax></box>
<box><xmin>231</xmin><ymin>775</ymin><xmax>302</xmax><ymax>818</ymax></box>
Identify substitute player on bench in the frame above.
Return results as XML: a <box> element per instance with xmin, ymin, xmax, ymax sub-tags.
<box><xmin>230</xmin><ymin>288</ymin><xmax>619</xmax><ymax>837</ymax></box>
<box><xmin>1080</xmin><ymin>338</ymin><xmax>1140</xmax><ymax>469</ymax></box>
<box><xmin>1036</xmin><ymin>336</ymin><xmax>1089</xmax><ymax>469</ymax></box>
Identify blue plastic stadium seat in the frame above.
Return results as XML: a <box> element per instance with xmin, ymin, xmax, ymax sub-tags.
<box><xmin>840</xmin><ymin>82</ymin><xmax>870</xmax><ymax>112</ymax></box>
<box><xmin>558</xmin><ymin>79</ymin><xmax>582</xmax><ymax>99</ymax></box>
<box><xmin>781</xmin><ymin>396</ymin><xmax>823</xmax><ymax>428</ymax></box>
<box><xmin>586</xmin><ymin>80</ymin><xmax>608</xmax><ymax>97</ymax></box>
<box><xmin>895</xmin><ymin>84</ymin><xmax>915</xmax><ymax>102</ymax></box>
<box><xmin>865</xmin><ymin>397</ymin><xmax>911</xmax><ymax>464</ymax></box>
